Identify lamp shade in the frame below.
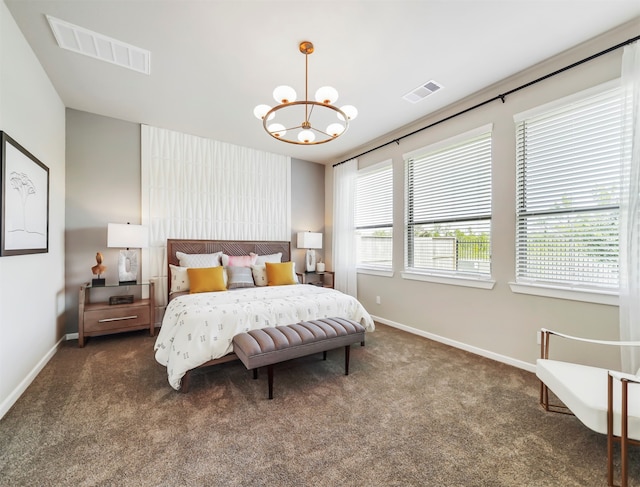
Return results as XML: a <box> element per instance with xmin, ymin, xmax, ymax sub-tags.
<box><xmin>107</xmin><ymin>223</ymin><xmax>149</xmax><ymax>249</ymax></box>
<box><xmin>297</xmin><ymin>232</ymin><xmax>322</xmax><ymax>249</ymax></box>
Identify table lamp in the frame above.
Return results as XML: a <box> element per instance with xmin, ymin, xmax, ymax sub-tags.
<box><xmin>297</xmin><ymin>231</ymin><xmax>322</xmax><ymax>272</ymax></box>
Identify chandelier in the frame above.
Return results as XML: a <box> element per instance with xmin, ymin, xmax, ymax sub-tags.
<box><xmin>253</xmin><ymin>41</ymin><xmax>357</xmax><ymax>145</ymax></box>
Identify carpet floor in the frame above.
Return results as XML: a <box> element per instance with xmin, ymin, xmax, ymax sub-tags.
<box><xmin>0</xmin><ymin>323</ymin><xmax>637</xmax><ymax>486</ymax></box>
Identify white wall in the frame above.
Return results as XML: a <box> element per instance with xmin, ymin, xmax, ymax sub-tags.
<box><xmin>0</xmin><ymin>1</ymin><xmax>66</xmax><ymax>419</ymax></box>
<box><xmin>327</xmin><ymin>20</ymin><xmax>638</xmax><ymax>372</ymax></box>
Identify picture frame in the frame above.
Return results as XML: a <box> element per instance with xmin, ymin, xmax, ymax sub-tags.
<box><xmin>1</xmin><ymin>131</ymin><xmax>49</xmax><ymax>256</ymax></box>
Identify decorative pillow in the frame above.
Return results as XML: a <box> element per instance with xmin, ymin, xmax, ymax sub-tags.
<box><xmin>255</xmin><ymin>252</ymin><xmax>282</xmax><ymax>264</ymax></box>
<box><xmin>251</xmin><ymin>264</ymin><xmax>269</xmax><ymax>287</ymax></box>
<box><xmin>221</xmin><ymin>253</ymin><xmax>258</xmax><ymax>267</ymax></box>
<box><xmin>226</xmin><ymin>266</ymin><xmax>255</xmax><ymax>289</ymax></box>
<box><xmin>176</xmin><ymin>251</ymin><xmax>222</xmax><ymax>268</ymax></box>
<box><xmin>187</xmin><ymin>266</ymin><xmax>227</xmax><ymax>293</ymax></box>
<box><xmin>265</xmin><ymin>262</ymin><xmax>297</xmax><ymax>286</ymax></box>
<box><xmin>169</xmin><ymin>264</ymin><xmax>190</xmax><ymax>294</ymax></box>
<box><xmin>252</xmin><ymin>263</ymin><xmax>299</xmax><ymax>286</ymax></box>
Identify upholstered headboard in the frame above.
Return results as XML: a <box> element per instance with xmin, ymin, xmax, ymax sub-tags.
<box><xmin>166</xmin><ymin>238</ymin><xmax>292</xmax><ymax>298</ymax></box>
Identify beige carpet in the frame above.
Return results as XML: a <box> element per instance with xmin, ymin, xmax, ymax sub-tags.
<box><xmin>0</xmin><ymin>323</ymin><xmax>637</xmax><ymax>486</ymax></box>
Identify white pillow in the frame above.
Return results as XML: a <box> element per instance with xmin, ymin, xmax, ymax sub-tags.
<box><xmin>254</xmin><ymin>252</ymin><xmax>283</xmax><ymax>264</ymax></box>
<box><xmin>251</xmin><ymin>262</ymin><xmax>299</xmax><ymax>287</ymax></box>
<box><xmin>176</xmin><ymin>251</ymin><xmax>222</xmax><ymax>268</ymax></box>
<box><xmin>169</xmin><ymin>264</ymin><xmax>190</xmax><ymax>294</ymax></box>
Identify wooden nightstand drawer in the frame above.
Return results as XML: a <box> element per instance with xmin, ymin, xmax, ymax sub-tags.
<box><xmin>78</xmin><ymin>282</ymin><xmax>155</xmax><ymax>347</ymax></box>
<box><xmin>84</xmin><ymin>305</ymin><xmax>150</xmax><ymax>333</ymax></box>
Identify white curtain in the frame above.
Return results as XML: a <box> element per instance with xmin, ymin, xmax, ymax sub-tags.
<box><xmin>619</xmin><ymin>41</ymin><xmax>640</xmax><ymax>373</ymax></box>
<box><xmin>141</xmin><ymin>125</ymin><xmax>291</xmax><ymax>319</ymax></box>
<box><xmin>332</xmin><ymin>158</ymin><xmax>358</xmax><ymax>296</ymax></box>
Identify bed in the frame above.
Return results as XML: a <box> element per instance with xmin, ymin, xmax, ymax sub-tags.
<box><xmin>154</xmin><ymin>238</ymin><xmax>375</xmax><ymax>391</ymax></box>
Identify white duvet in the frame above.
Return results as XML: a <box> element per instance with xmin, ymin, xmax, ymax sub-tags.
<box><xmin>154</xmin><ymin>284</ymin><xmax>375</xmax><ymax>390</ymax></box>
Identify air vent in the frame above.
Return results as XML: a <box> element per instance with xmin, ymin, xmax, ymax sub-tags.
<box><xmin>46</xmin><ymin>15</ymin><xmax>150</xmax><ymax>75</ymax></box>
<box><xmin>403</xmin><ymin>80</ymin><xmax>442</xmax><ymax>103</ymax></box>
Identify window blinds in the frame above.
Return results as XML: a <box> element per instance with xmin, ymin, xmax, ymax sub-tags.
<box><xmin>515</xmin><ymin>85</ymin><xmax>625</xmax><ymax>289</ymax></box>
<box><xmin>405</xmin><ymin>129</ymin><xmax>492</xmax><ymax>274</ymax></box>
<box><xmin>355</xmin><ymin>161</ymin><xmax>393</xmax><ymax>268</ymax></box>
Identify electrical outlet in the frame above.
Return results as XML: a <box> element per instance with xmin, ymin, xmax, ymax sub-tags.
<box><xmin>376</xmin><ymin>296</ymin><xmax>381</xmax><ymax>304</ymax></box>
<box><xmin>536</xmin><ymin>331</ymin><xmax>541</xmax><ymax>345</ymax></box>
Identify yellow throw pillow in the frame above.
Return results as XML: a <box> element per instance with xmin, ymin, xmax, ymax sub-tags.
<box><xmin>265</xmin><ymin>261</ymin><xmax>297</xmax><ymax>286</ymax></box>
<box><xmin>187</xmin><ymin>266</ymin><xmax>227</xmax><ymax>293</ymax></box>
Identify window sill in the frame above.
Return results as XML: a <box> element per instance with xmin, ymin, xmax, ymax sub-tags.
<box><xmin>401</xmin><ymin>271</ymin><xmax>495</xmax><ymax>289</ymax></box>
<box><xmin>357</xmin><ymin>267</ymin><xmax>394</xmax><ymax>278</ymax></box>
<box><xmin>509</xmin><ymin>282</ymin><xmax>618</xmax><ymax>306</ymax></box>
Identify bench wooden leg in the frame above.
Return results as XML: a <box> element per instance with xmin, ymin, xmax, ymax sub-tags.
<box><xmin>323</xmin><ymin>351</ymin><xmax>327</xmax><ymax>360</ymax></box>
<box><xmin>345</xmin><ymin>344</ymin><xmax>351</xmax><ymax>375</ymax></box>
<box><xmin>268</xmin><ymin>364</ymin><xmax>274</xmax><ymax>400</ymax></box>
<box><xmin>253</xmin><ymin>368</ymin><xmax>258</xmax><ymax>380</ymax></box>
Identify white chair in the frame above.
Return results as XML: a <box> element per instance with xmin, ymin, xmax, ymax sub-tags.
<box><xmin>536</xmin><ymin>328</ymin><xmax>640</xmax><ymax>487</ymax></box>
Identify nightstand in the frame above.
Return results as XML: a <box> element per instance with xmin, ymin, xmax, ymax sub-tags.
<box><xmin>78</xmin><ymin>281</ymin><xmax>155</xmax><ymax>347</ymax></box>
<box><xmin>296</xmin><ymin>270</ymin><xmax>335</xmax><ymax>289</ymax></box>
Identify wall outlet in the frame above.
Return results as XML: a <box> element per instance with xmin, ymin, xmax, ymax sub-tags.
<box><xmin>375</xmin><ymin>296</ymin><xmax>381</xmax><ymax>304</ymax></box>
<box><xmin>536</xmin><ymin>331</ymin><xmax>541</xmax><ymax>345</ymax></box>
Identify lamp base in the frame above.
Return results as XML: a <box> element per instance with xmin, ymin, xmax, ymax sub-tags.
<box><xmin>305</xmin><ymin>249</ymin><xmax>317</xmax><ymax>273</ymax></box>
<box><xmin>118</xmin><ymin>249</ymin><xmax>139</xmax><ymax>285</ymax></box>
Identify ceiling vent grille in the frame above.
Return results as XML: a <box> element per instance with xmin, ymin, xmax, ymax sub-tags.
<box><xmin>403</xmin><ymin>80</ymin><xmax>442</xmax><ymax>103</ymax></box>
<box><xmin>46</xmin><ymin>15</ymin><xmax>150</xmax><ymax>75</ymax></box>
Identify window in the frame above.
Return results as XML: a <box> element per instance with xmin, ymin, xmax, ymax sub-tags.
<box><xmin>355</xmin><ymin>160</ymin><xmax>393</xmax><ymax>270</ymax></box>
<box><xmin>515</xmin><ymin>83</ymin><xmax>626</xmax><ymax>292</ymax></box>
<box><xmin>405</xmin><ymin>126</ymin><xmax>492</xmax><ymax>277</ymax></box>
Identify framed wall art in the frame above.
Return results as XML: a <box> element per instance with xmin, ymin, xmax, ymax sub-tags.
<box><xmin>1</xmin><ymin>131</ymin><xmax>49</xmax><ymax>256</ymax></box>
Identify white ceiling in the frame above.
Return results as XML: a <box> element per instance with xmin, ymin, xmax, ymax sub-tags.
<box><xmin>5</xmin><ymin>1</ymin><xmax>640</xmax><ymax>164</ymax></box>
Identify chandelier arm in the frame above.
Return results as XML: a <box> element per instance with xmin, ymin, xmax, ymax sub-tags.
<box><xmin>304</xmin><ymin>48</ymin><xmax>309</xmax><ymax>124</ymax></box>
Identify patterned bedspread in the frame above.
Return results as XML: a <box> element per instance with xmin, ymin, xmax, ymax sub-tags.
<box><xmin>154</xmin><ymin>284</ymin><xmax>375</xmax><ymax>390</ymax></box>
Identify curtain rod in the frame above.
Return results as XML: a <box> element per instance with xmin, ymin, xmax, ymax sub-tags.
<box><xmin>333</xmin><ymin>34</ymin><xmax>640</xmax><ymax>168</ymax></box>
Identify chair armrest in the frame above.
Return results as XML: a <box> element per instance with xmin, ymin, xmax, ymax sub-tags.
<box><xmin>540</xmin><ymin>328</ymin><xmax>640</xmax><ymax>360</ymax></box>
<box><xmin>609</xmin><ymin>370</ymin><xmax>640</xmax><ymax>385</ymax></box>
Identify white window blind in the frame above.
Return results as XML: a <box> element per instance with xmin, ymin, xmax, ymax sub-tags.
<box><xmin>405</xmin><ymin>128</ymin><xmax>492</xmax><ymax>276</ymax></box>
<box><xmin>356</xmin><ymin>160</ymin><xmax>393</xmax><ymax>269</ymax></box>
<box><xmin>515</xmin><ymin>85</ymin><xmax>625</xmax><ymax>290</ymax></box>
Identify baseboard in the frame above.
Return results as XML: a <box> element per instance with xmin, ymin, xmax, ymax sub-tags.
<box><xmin>370</xmin><ymin>315</ymin><xmax>536</xmax><ymax>374</ymax></box>
<box><xmin>0</xmin><ymin>336</ymin><xmax>64</xmax><ymax>420</ymax></box>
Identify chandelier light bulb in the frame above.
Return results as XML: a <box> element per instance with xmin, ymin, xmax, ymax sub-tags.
<box><xmin>297</xmin><ymin>130</ymin><xmax>316</xmax><ymax>143</ymax></box>
<box><xmin>253</xmin><ymin>104</ymin><xmax>274</xmax><ymax>121</ymax></box>
<box><xmin>337</xmin><ymin>105</ymin><xmax>358</xmax><ymax>121</ymax></box>
<box><xmin>273</xmin><ymin>85</ymin><xmax>296</xmax><ymax>104</ymax></box>
<box><xmin>326</xmin><ymin>123</ymin><xmax>345</xmax><ymax>137</ymax></box>
<box><xmin>267</xmin><ymin>123</ymin><xmax>287</xmax><ymax>138</ymax></box>
<box><xmin>315</xmin><ymin>86</ymin><xmax>339</xmax><ymax>105</ymax></box>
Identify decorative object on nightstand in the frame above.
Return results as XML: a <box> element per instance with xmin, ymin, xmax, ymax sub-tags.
<box><xmin>107</xmin><ymin>222</ymin><xmax>148</xmax><ymax>285</ymax></box>
<box><xmin>297</xmin><ymin>231</ymin><xmax>322</xmax><ymax>272</ymax></box>
<box><xmin>316</xmin><ymin>261</ymin><xmax>325</xmax><ymax>273</ymax></box>
<box><xmin>78</xmin><ymin>281</ymin><xmax>155</xmax><ymax>347</ymax></box>
<box><xmin>91</xmin><ymin>251</ymin><xmax>106</xmax><ymax>287</ymax></box>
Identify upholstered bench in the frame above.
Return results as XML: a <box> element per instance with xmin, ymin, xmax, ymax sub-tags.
<box><xmin>232</xmin><ymin>317</ymin><xmax>365</xmax><ymax>399</ymax></box>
